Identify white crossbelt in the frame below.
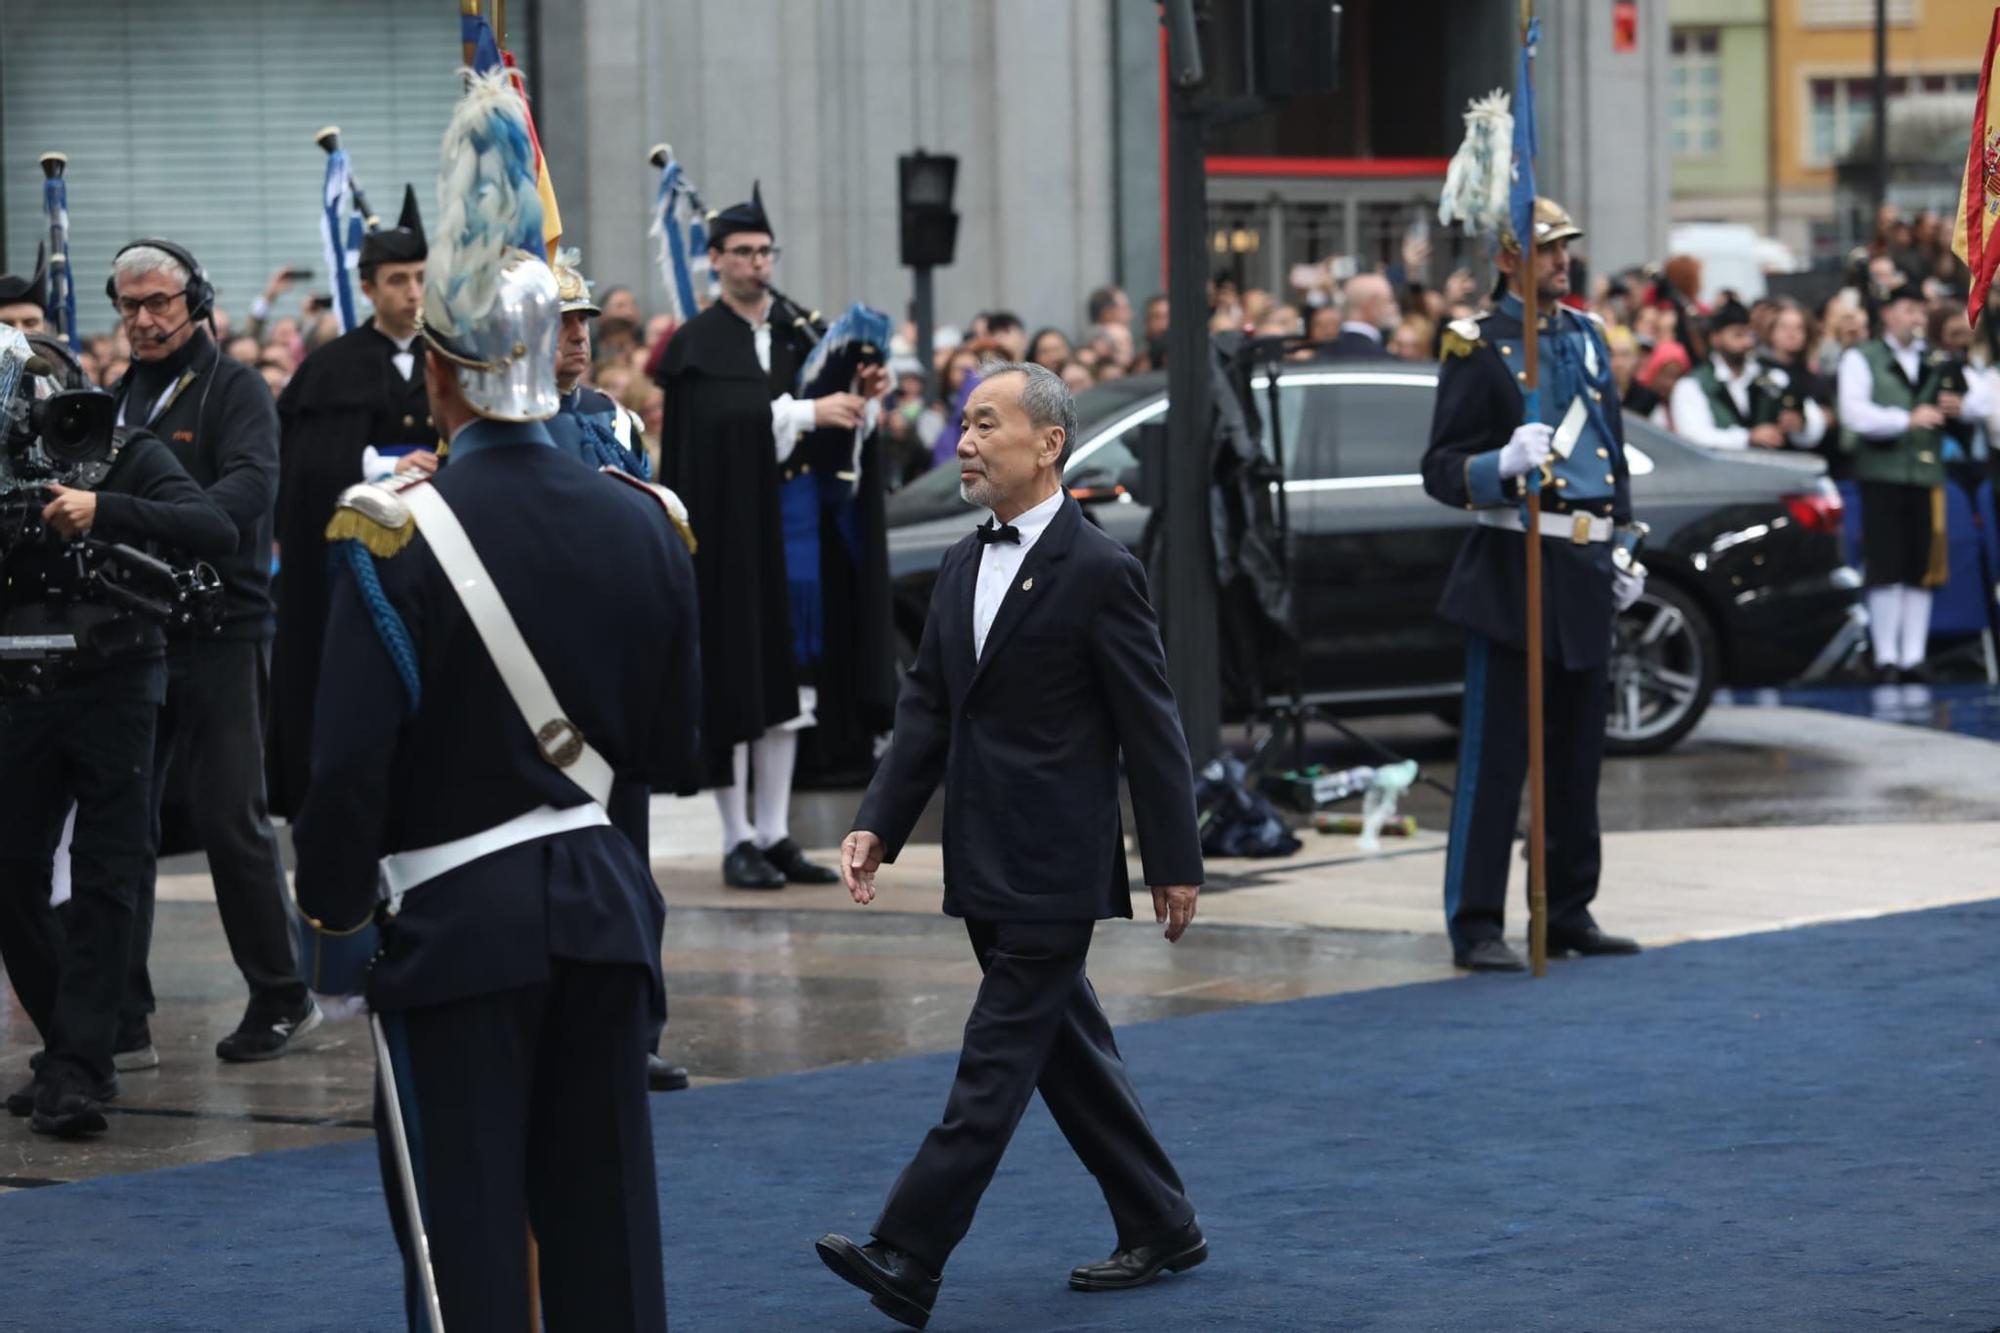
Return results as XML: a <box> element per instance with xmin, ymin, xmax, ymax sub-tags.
<box><xmin>378</xmin><ymin>482</ymin><xmax>617</xmax><ymax>908</ymax></box>
<box><xmin>1478</xmin><ymin>506</ymin><xmax>1614</xmax><ymax>544</ymax></box>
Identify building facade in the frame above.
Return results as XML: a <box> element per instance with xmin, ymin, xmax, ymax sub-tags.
<box><xmin>1666</xmin><ymin>0</ymin><xmax>1774</xmax><ymax>232</ymax></box>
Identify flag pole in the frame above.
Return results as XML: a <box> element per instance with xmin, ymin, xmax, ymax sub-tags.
<box><xmin>1519</xmin><ymin>0</ymin><xmax>1549</xmax><ymax>979</ymax></box>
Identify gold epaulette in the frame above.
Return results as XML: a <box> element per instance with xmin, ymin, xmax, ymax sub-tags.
<box><xmin>601</xmin><ymin>468</ymin><xmax>699</xmax><ymax>555</ymax></box>
<box><xmin>324</xmin><ymin>478</ymin><xmax>422</xmax><ymax>558</ymax></box>
<box><xmin>1439</xmin><ymin>317</ymin><xmax>1485</xmax><ymax>361</ymax></box>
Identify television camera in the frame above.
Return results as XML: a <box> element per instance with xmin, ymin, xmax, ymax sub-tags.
<box><xmin>0</xmin><ymin>327</ymin><xmax>221</xmax><ymax>694</ymax></box>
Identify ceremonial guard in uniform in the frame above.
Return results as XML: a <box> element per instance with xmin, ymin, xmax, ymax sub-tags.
<box><xmin>1421</xmin><ymin>198</ymin><xmax>1643</xmax><ymax>973</ymax></box>
<box><xmin>1835</xmin><ymin>283</ymin><xmax>1994</xmax><ymax>682</ymax></box>
<box><xmin>268</xmin><ymin>189</ymin><xmax>431</xmax><ymax>819</ymax></box>
<box><xmin>548</xmin><ymin>247</ymin><xmax>650</xmax><ymax>478</ymax></box>
<box><xmin>655</xmin><ymin>185</ymin><xmax>893</xmax><ymax>889</ymax></box>
<box><xmin>1669</xmin><ymin>299</ymin><xmax>1827</xmax><ymax>454</ymax></box>
<box><xmin>291</xmin><ymin>73</ymin><xmax>698</xmax><ymax>1331</ymax></box>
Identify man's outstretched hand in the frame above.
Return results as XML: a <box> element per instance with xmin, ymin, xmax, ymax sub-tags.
<box><xmin>1152</xmin><ymin>884</ymin><xmax>1199</xmax><ymax>942</ymax></box>
<box><xmin>841</xmin><ymin>830</ymin><xmax>885</xmax><ymax>904</ymax></box>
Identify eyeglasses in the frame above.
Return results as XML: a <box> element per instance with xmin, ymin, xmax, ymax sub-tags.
<box><xmin>113</xmin><ymin>290</ymin><xmax>188</xmax><ymax>319</ymax></box>
<box><xmin>722</xmin><ymin>245</ymin><xmax>780</xmax><ymax>262</ymax></box>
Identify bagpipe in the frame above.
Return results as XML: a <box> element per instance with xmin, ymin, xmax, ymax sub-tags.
<box><xmin>782</xmin><ymin>291</ymin><xmax>892</xmax><ymax>501</ymax></box>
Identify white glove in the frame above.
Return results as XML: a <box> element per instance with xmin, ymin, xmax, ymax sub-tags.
<box><xmin>1612</xmin><ymin>565</ymin><xmax>1645</xmax><ymax>612</ymax></box>
<box><xmin>1497</xmin><ymin>422</ymin><xmax>1555</xmax><ymax>479</ymax></box>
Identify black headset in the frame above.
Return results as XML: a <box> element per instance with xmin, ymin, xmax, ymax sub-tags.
<box><xmin>105</xmin><ymin>238</ymin><xmax>214</xmax><ymax>322</ymax></box>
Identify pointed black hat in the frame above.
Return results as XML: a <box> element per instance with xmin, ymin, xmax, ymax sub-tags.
<box><xmin>0</xmin><ymin>244</ymin><xmax>48</xmax><ymax>308</ymax></box>
<box><xmin>359</xmin><ymin>185</ymin><xmax>427</xmax><ymax>272</ymax></box>
<box><xmin>1708</xmin><ymin>298</ymin><xmax>1750</xmax><ymax>333</ymax></box>
<box><xmin>708</xmin><ymin>181</ymin><xmax>774</xmax><ymax>248</ymax></box>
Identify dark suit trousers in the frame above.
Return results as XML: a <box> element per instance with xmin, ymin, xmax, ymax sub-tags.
<box><xmin>374</xmin><ymin>960</ymin><xmax>666</xmax><ymax>1333</ymax></box>
<box><xmin>874</xmin><ymin>919</ymin><xmax>1194</xmax><ymax>1274</ymax></box>
<box><xmin>1442</xmin><ymin>631</ymin><xmax>1607</xmax><ymax>954</ymax></box>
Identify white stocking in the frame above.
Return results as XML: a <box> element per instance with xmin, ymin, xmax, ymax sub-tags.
<box><xmin>714</xmin><ymin>743</ymin><xmax>752</xmax><ymax>851</ymax></box>
<box><xmin>1866</xmin><ymin>586</ymin><xmax>1902</xmax><ymax>667</ymax></box>
<box><xmin>751</xmin><ymin>727</ymin><xmax>798</xmax><ymax>848</ymax></box>
<box><xmin>1898</xmin><ymin>588</ymin><xmax>1933</xmax><ymax>668</ymax></box>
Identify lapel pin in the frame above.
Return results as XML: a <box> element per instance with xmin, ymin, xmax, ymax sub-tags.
<box><xmin>1021</xmin><ymin>577</ymin><xmax>1034</xmax><ymax>591</ymax></box>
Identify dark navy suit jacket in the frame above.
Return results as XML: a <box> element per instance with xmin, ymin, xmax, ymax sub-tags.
<box><xmin>854</xmin><ymin>495</ymin><xmax>1203</xmax><ymax>921</ymax></box>
<box><xmin>292</xmin><ymin>419</ymin><xmax>702</xmax><ymax>1013</ymax></box>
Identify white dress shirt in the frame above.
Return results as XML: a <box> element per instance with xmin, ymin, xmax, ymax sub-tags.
<box><xmin>1838</xmin><ymin>337</ymin><xmax>1997</xmax><ymax>440</ymax></box>
<box><xmin>388</xmin><ymin>330</ymin><xmax>418</xmax><ymax>382</ymax></box>
<box><xmin>743</xmin><ymin>299</ymin><xmax>881</xmax><ymax>464</ymax></box>
<box><xmin>973</xmin><ymin>488</ymin><xmax>1064</xmax><ymax>660</ymax></box>
<box><xmin>1670</xmin><ymin>356</ymin><xmax>1827</xmax><ymax>450</ymax></box>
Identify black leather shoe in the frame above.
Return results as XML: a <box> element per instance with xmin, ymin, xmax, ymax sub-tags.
<box><xmin>1069</xmin><ymin>1219</ymin><xmax>1208</xmax><ymax>1291</ymax></box>
<box><xmin>647</xmin><ymin>1055</ymin><xmax>690</xmax><ymax>1092</ymax></box>
<box><xmin>1454</xmin><ymin>939</ymin><xmax>1527</xmax><ymax>972</ymax></box>
<box><xmin>1875</xmin><ymin>665</ymin><xmax>1904</xmax><ymax>685</ymax></box>
<box><xmin>814</xmin><ymin>1233</ymin><xmax>939</xmax><ymax>1330</ymax></box>
<box><xmin>6</xmin><ymin>1076</ymin><xmax>35</xmax><ymax>1117</ymax></box>
<box><xmin>1548</xmin><ymin>925</ymin><xmax>1641</xmax><ymax>956</ymax></box>
<box><xmin>723</xmin><ymin>840</ymin><xmax>786</xmax><ymax>890</ymax></box>
<box><xmin>30</xmin><ymin>1065</ymin><xmax>117</xmax><ymax>1139</ymax></box>
<box><xmin>762</xmin><ymin>838</ymin><xmax>841</xmax><ymax>885</ymax></box>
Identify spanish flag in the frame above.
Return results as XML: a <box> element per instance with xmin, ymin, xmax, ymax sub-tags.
<box><xmin>1951</xmin><ymin>6</ymin><xmax>2000</xmax><ymax>327</ymax></box>
<box><xmin>461</xmin><ymin>8</ymin><xmax>563</xmax><ymax>257</ymax></box>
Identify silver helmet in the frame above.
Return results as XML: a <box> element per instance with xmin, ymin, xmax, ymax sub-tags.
<box><xmin>419</xmin><ymin>70</ymin><xmax>559</xmax><ymax>423</ymax></box>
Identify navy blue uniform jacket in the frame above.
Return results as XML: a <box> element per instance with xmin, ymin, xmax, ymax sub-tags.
<box><xmin>1420</xmin><ymin>302</ymin><xmax>1632</xmax><ymax>672</ymax></box>
<box><xmin>854</xmin><ymin>495</ymin><xmax>1203</xmax><ymax>921</ymax></box>
<box><xmin>292</xmin><ymin>421</ymin><xmax>702</xmax><ymax>1014</ymax></box>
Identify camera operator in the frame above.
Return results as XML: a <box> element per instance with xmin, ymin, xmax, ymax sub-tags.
<box><xmin>106</xmin><ymin>241</ymin><xmax>318</xmax><ymax>1065</ymax></box>
<box><xmin>0</xmin><ymin>331</ymin><xmax>234</xmax><ymax>1136</ymax></box>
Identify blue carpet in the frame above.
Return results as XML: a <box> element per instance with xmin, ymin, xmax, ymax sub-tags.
<box><xmin>4</xmin><ymin>903</ymin><xmax>1998</xmax><ymax>1332</ymax></box>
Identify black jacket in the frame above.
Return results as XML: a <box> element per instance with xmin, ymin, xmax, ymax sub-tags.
<box><xmin>0</xmin><ymin>429</ymin><xmax>235</xmax><ymax>668</ymax></box>
<box><xmin>113</xmin><ymin>330</ymin><xmax>280</xmax><ymax>640</ymax></box>
<box><xmin>854</xmin><ymin>495</ymin><xmax>1204</xmax><ymax>921</ymax></box>
<box><xmin>292</xmin><ymin>423</ymin><xmax>701</xmax><ymax>1014</ymax></box>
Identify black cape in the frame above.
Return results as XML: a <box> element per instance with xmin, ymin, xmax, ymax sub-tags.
<box><xmin>268</xmin><ymin>321</ymin><xmax>434</xmax><ymax>817</ymax></box>
<box><xmin>654</xmin><ymin>302</ymin><xmax>895</xmax><ymax>786</ymax></box>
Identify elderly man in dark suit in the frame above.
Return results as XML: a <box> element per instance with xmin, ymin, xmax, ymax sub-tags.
<box><xmin>814</xmin><ymin>361</ymin><xmax>1206</xmax><ymax>1330</ymax></box>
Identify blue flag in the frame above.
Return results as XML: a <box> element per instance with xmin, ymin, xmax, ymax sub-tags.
<box><xmin>41</xmin><ymin>173</ymin><xmax>78</xmax><ymax>352</ymax></box>
<box><xmin>462</xmin><ymin>12</ymin><xmax>503</xmax><ymax>74</ymax></box>
<box><xmin>1510</xmin><ymin>17</ymin><xmax>1540</xmax><ymax>254</ymax></box>
<box><xmin>320</xmin><ymin>147</ymin><xmax>362</xmax><ymax>334</ymax></box>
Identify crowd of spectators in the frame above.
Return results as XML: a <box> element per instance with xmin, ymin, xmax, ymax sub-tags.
<box><xmin>62</xmin><ymin>202</ymin><xmax>1995</xmax><ymax>498</ymax></box>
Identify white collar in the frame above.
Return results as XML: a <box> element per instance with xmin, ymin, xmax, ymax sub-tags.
<box><xmin>1887</xmin><ymin>335</ymin><xmax>1925</xmax><ymax>357</ymax></box>
<box><xmin>1710</xmin><ymin>354</ymin><xmax>1756</xmax><ymax>384</ymax></box>
<box><xmin>990</xmin><ymin>487</ymin><xmax>1064</xmax><ymax>539</ymax></box>
<box><xmin>1340</xmin><ymin>320</ymin><xmax>1384</xmax><ymax>344</ymax></box>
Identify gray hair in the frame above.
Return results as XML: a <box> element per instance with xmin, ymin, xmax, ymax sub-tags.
<box><xmin>976</xmin><ymin>359</ymin><xmax>1078</xmax><ymax>467</ymax></box>
<box><xmin>111</xmin><ymin>245</ymin><xmax>191</xmax><ymax>291</ymax></box>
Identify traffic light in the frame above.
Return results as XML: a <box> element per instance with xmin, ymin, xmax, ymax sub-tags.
<box><xmin>898</xmin><ymin>151</ymin><xmax>960</xmax><ymax>270</ymax></box>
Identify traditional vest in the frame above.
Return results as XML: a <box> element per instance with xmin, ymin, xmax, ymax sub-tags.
<box><xmin>1838</xmin><ymin>339</ymin><xmax>1946</xmax><ymax>488</ymax></box>
<box><xmin>1692</xmin><ymin>361</ymin><xmax>1783</xmax><ymax>430</ymax></box>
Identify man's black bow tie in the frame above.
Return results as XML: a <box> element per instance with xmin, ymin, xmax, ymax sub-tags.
<box><xmin>976</xmin><ymin>520</ymin><xmax>1022</xmax><ymax>545</ymax></box>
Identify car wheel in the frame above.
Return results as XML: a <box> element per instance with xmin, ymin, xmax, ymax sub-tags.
<box><xmin>1605</xmin><ymin>579</ymin><xmax>1718</xmax><ymax>756</ymax></box>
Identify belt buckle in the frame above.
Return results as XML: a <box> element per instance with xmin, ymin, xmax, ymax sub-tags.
<box><xmin>536</xmin><ymin>718</ymin><xmax>584</xmax><ymax>768</ymax></box>
<box><xmin>1571</xmin><ymin>513</ymin><xmax>1592</xmax><ymax>545</ymax></box>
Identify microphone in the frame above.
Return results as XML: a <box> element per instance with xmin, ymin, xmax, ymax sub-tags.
<box><xmin>145</xmin><ymin>311</ymin><xmax>196</xmax><ymax>345</ymax></box>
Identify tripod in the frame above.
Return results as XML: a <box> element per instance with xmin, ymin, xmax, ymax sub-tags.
<box><xmin>1234</xmin><ymin>337</ymin><xmax>1453</xmax><ymax>807</ymax></box>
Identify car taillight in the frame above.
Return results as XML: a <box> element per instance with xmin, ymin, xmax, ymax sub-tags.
<box><xmin>1783</xmin><ymin>490</ymin><xmax>1843</xmax><ymax>535</ymax></box>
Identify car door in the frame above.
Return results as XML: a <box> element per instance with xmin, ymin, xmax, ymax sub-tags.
<box><xmin>1273</xmin><ymin>370</ymin><xmax>1472</xmax><ymax>700</ymax></box>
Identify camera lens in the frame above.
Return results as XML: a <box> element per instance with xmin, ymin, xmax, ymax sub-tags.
<box><xmin>39</xmin><ymin>390</ymin><xmax>114</xmax><ymax>467</ymax></box>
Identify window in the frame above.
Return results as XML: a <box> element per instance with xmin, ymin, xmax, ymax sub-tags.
<box><xmin>1806</xmin><ymin>71</ymin><xmax>1980</xmax><ymax>166</ymax></box>
<box><xmin>1260</xmin><ymin>377</ymin><xmax>1434</xmax><ymax>482</ymax></box>
<box><xmin>1670</xmin><ymin>30</ymin><xmax>1722</xmax><ymax>159</ymax></box>
<box><xmin>1799</xmin><ymin>0</ymin><xmax>1914</xmax><ymax>27</ymax></box>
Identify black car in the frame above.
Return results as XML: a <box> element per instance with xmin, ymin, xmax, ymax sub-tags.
<box><xmin>885</xmin><ymin>363</ymin><xmax>1865</xmax><ymax>753</ymax></box>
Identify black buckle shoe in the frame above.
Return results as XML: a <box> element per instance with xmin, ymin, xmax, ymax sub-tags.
<box><xmin>762</xmin><ymin>838</ymin><xmax>841</xmax><ymax>885</ymax></box>
<box><xmin>1453</xmin><ymin>939</ymin><xmax>1527</xmax><ymax>972</ymax></box>
<box><xmin>1069</xmin><ymin>1219</ymin><xmax>1208</xmax><ymax>1291</ymax></box>
<box><xmin>647</xmin><ymin>1054</ymin><xmax>690</xmax><ymax>1092</ymax></box>
<box><xmin>216</xmin><ymin>996</ymin><xmax>323</xmax><ymax>1063</ymax></box>
<box><xmin>815</xmin><ymin>1233</ymin><xmax>939</xmax><ymax>1330</ymax></box>
<box><xmin>723</xmin><ymin>840</ymin><xmax>786</xmax><ymax>890</ymax></box>
<box><xmin>1547</xmin><ymin>925</ymin><xmax>1641</xmax><ymax>957</ymax></box>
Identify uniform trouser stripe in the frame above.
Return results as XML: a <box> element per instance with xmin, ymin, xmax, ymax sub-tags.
<box><xmin>379</xmin><ymin>1013</ymin><xmax>436</xmax><ymax>1333</ymax></box>
<box><xmin>1442</xmin><ymin>633</ymin><xmax>1489</xmax><ymax>937</ymax></box>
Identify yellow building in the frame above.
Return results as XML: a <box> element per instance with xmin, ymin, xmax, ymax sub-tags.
<box><xmin>1771</xmin><ymin>0</ymin><xmax>1990</xmax><ymax>259</ymax></box>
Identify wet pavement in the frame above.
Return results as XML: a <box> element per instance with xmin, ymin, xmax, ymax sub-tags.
<box><xmin>3</xmin><ymin>695</ymin><xmax>1997</xmax><ymax>1190</ymax></box>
